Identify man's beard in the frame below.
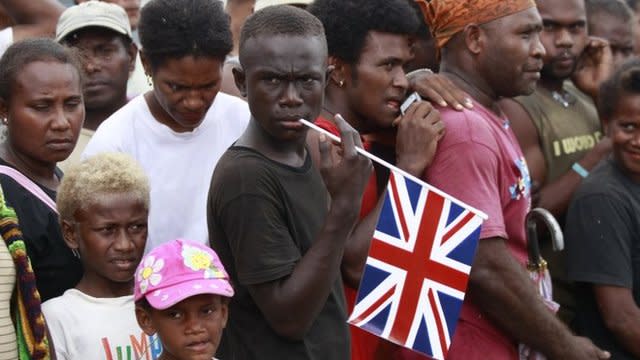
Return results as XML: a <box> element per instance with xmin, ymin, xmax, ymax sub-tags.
<box><xmin>540</xmin><ymin>55</ymin><xmax>578</xmax><ymax>81</ymax></box>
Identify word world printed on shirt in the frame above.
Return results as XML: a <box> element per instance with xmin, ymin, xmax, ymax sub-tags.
<box><xmin>349</xmin><ymin>169</ymin><xmax>485</xmax><ymax>360</ymax></box>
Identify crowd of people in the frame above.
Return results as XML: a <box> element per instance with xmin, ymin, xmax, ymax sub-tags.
<box><xmin>0</xmin><ymin>0</ymin><xmax>637</xmax><ymax>359</ymax></box>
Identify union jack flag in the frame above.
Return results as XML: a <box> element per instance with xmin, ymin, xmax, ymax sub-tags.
<box><xmin>348</xmin><ymin>169</ymin><xmax>485</xmax><ymax>359</ymax></box>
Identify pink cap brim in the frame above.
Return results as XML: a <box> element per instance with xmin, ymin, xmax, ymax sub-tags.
<box><xmin>145</xmin><ymin>278</ymin><xmax>234</xmax><ymax>310</ymax></box>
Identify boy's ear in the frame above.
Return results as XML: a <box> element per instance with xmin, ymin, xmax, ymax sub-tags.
<box><xmin>61</xmin><ymin>220</ymin><xmax>79</xmax><ymax>252</ymax></box>
<box><xmin>135</xmin><ymin>306</ymin><xmax>157</xmax><ymax>336</ymax></box>
<box><xmin>232</xmin><ymin>66</ymin><xmax>247</xmax><ymax>98</ymax></box>
<box><xmin>328</xmin><ymin>56</ymin><xmax>347</xmax><ymax>88</ymax></box>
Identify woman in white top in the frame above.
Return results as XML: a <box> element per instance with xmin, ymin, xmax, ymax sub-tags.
<box><xmin>82</xmin><ymin>0</ymin><xmax>250</xmax><ymax>253</ymax></box>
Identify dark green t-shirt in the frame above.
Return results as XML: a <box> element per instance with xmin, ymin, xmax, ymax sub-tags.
<box><xmin>208</xmin><ymin>146</ymin><xmax>350</xmax><ymax>360</ymax></box>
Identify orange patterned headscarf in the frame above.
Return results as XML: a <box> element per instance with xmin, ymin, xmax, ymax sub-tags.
<box><xmin>415</xmin><ymin>0</ymin><xmax>536</xmax><ymax>49</ymax></box>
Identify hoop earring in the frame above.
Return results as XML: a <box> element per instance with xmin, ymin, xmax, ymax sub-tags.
<box><xmin>71</xmin><ymin>248</ymin><xmax>80</xmax><ymax>259</ymax></box>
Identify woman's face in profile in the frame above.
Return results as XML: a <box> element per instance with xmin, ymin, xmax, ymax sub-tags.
<box><xmin>3</xmin><ymin>60</ymin><xmax>85</xmax><ymax>165</ymax></box>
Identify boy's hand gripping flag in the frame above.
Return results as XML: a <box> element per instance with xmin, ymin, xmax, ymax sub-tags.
<box><xmin>300</xmin><ymin>118</ymin><xmax>487</xmax><ymax>360</ymax></box>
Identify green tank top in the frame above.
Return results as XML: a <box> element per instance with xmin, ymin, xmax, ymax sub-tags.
<box><xmin>514</xmin><ymin>82</ymin><xmax>602</xmax><ymax>327</ymax></box>
<box><xmin>514</xmin><ymin>81</ymin><xmax>602</xmax><ymax>184</ymax></box>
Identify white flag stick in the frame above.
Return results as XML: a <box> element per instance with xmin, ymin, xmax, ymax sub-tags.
<box><xmin>300</xmin><ymin>117</ymin><xmax>488</xmax><ymax>220</ymax></box>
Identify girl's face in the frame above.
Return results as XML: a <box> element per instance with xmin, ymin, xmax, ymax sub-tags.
<box><xmin>606</xmin><ymin>93</ymin><xmax>640</xmax><ymax>183</ymax></box>
<box><xmin>1</xmin><ymin>60</ymin><xmax>84</xmax><ymax>166</ymax></box>
<box><xmin>136</xmin><ymin>294</ymin><xmax>229</xmax><ymax>360</ymax></box>
<box><xmin>62</xmin><ymin>192</ymin><xmax>148</xmax><ymax>295</ymax></box>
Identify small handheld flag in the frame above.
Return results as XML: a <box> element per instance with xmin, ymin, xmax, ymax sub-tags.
<box><xmin>301</xmin><ymin>118</ymin><xmax>487</xmax><ymax>359</ymax></box>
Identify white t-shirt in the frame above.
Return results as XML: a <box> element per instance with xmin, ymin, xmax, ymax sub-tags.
<box><xmin>42</xmin><ymin>289</ymin><xmax>163</xmax><ymax>360</ymax></box>
<box><xmin>0</xmin><ymin>28</ymin><xmax>12</xmax><ymax>58</ymax></box>
<box><xmin>82</xmin><ymin>93</ymin><xmax>250</xmax><ymax>251</ymax></box>
<box><xmin>58</xmin><ymin>127</ymin><xmax>95</xmax><ymax>173</ymax></box>
<box><xmin>127</xmin><ymin>55</ymin><xmax>152</xmax><ymax>98</ymax></box>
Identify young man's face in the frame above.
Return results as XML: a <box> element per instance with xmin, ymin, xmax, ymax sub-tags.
<box><xmin>589</xmin><ymin>12</ymin><xmax>634</xmax><ymax>70</ymax></box>
<box><xmin>235</xmin><ymin>34</ymin><xmax>328</xmax><ymax>142</ymax></box>
<box><xmin>607</xmin><ymin>93</ymin><xmax>640</xmax><ymax>182</ymax></box>
<box><xmin>344</xmin><ymin>31</ymin><xmax>412</xmax><ymax>133</ymax></box>
<box><xmin>136</xmin><ymin>294</ymin><xmax>229</xmax><ymax>360</ymax></box>
<box><xmin>536</xmin><ymin>0</ymin><xmax>588</xmax><ymax>81</ymax></box>
<box><xmin>64</xmin><ymin>28</ymin><xmax>136</xmax><ymax>111</ymax></box>
<box><xmin>479</xmin><ymin>7</ymin><xmax>545</xmax><ymax>98</ymax></box>
<box><xmin>62</xmin><ymin>192</ymin><xmax>148</xmax><ymax>287</ymax></box>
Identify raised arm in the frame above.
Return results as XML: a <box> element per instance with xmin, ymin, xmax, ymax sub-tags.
<box><xmin>572</xmin><ymin>36</ymin><xmax>613</xmax><ymax>103</ymax></box>
<box><xmin>407</xmin><ymin>68</ymin><xmax>474</xmax><ymax>111</ymax></box>
<box><xmin>0</xmin><ymin>0</ymin><xmax>64</xmax><ymax>40</ymax></box>
<box><xmin>308</xmin><ymin>104</ymin><xmax>444</xmax><ymax>288</ymax></box>
<box><xmin>248</xmin><ymin>116</ymin><xmax>371</xmax><ymax>340</ymax></box>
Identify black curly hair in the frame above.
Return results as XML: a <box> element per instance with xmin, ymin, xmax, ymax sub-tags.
<box><xmin>308</xmin><ymin>0</ymin><xmax>420</xmax><ymax>66</ymax></box>
<box><xmin>598</xmin><ymin>58</ymin><xmax>640</xmax><ymax>121</ymax></box>
<box><xmin>139</xmin><ymin>0</ymin><xmax>233</xmax><ymax>71</ymax></box>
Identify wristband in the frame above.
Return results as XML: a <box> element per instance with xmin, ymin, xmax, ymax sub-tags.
<box><xmin>572</xmin><ymin>162</ymin><xmax>589</xmax><ymax>179</ymax></box>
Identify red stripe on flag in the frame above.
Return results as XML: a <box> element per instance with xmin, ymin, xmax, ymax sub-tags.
<box><xmin>351</xmin><ymin>285</ymin><xmax>396</xmax><ymax>324</ymax></box>
<box><xmin>428</xmin><ymin>288</ymin><xmax>449</xmax><ymax>358</ymax></box>
<box><xmin>389</xmin><ymin>191</ymin><xmax>445</xmax><ymax>344</ymax></box>
<box><xmin>441</xmin><ymin>211</ymin><xmax>475</xmax><ymax>246</ymax></box>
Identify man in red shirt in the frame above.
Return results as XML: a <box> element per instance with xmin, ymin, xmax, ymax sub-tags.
<box><xmin>422</xmin><ymin>0</ymin><xmax>610</xmax><ymax>358</ymax></box>
<box><xmin>308</xmin><ymin>0</ymin><xmax>446</xmax><ymax>358</ymax></box>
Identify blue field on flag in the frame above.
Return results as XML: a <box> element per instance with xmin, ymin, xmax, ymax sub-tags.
<box><xmin>349</xmin><ymin>169</ymin><xmax>484</xmax><ymax>359</ymax></box>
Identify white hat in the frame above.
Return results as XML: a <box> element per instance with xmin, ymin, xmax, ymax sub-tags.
<box><xmin>254</xmin><ymin>0</ymin><xmax>313</xmax><ymax>11</ymax></box>
<box><xmin>56</xmin><ymin>1</ymin><xmax>132</xmax><ymax>42</ymax></box>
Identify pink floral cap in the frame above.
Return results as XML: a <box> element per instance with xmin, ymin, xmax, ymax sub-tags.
<box><xmin>134</xmin><ymin>239</ymin><xmax>234</xmax><ymax>310</ymax></box>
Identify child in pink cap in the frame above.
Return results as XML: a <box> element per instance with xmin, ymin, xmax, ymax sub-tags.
<box><xmin>134</xmin><ymin>238</ymin><xmax>234</xmax><ymax>360</ymax></box>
